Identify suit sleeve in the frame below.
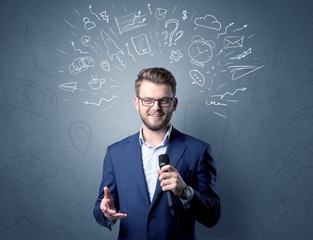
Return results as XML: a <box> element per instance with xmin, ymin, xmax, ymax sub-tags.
<box><xmin>93</xmin><ymin>146</ymin><xmax>119</xmax><ymax>230</ymax></box>
<box><xmin>187</xmin><ymin>144</ymin><xmax>221</xmax><ymax>227</ymax></box>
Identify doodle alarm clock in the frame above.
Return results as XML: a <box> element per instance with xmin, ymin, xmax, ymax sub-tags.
<box><xmin>188</xmin><ymin>35</ymin><xmax>215</xmax><ymax>67</ymax></box>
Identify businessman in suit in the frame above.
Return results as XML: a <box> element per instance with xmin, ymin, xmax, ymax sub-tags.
<box><xmin>94</xmin><ymin>67</ymin><xmax>221</xmax><ymax>239</ymax></box>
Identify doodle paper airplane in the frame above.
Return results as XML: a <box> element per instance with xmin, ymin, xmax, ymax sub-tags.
<box><xmin>58</xmin><ymin>82</ymin><xmax>78</xmax><ymax>92</ymax></box>
<box><xmin>228</xmin><ymin>65</ymin><xmax>264</xmax><ymax>80</ymax></box>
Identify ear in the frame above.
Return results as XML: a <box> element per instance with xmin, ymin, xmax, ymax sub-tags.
<box><xmin>172</xmin><ymin>97</ymin><xmax>178</xmax><ymax>111</ymax></box>
<box><xmin>134</xmin><ymin>97</ymin><xmax>140</xmax><ymax>111</ymax></box>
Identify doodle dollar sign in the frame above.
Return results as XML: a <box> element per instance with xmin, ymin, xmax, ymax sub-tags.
<box><xmin>182</xmin><ymin>10</ymin><xmax>187</xmax><ymax>21</ymax></box>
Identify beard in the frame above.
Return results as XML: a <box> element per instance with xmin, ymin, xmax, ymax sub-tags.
<box><xmin>139</xmin><ymin>109</ymin><xmax>173</xmax><ymax>131</ymax></box>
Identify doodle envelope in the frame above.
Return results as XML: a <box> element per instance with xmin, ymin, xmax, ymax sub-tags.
<box><xmin>223</xmin><ymin>36</ymin><xmax>244</xmax><ymax>49</ymax></box>
<box><xmin>155</xmin><ymin>8</ymin><xmax>167</xmax><ymax>21</ymax></box>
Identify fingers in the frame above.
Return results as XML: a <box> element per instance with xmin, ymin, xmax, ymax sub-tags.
<box><xmin>157</xmin><ymin>165</ymin><xmax>172</xmax><ymax>175</ymax></box>
<box><xmin>105</xmin><ymin>212</ymin><xmax>128</xmax><ymax>221</ymax></box>
<box><xmin>103</xmin><ymin>187</ymin><xmax>112</xmax><ymax>199</ymax></box>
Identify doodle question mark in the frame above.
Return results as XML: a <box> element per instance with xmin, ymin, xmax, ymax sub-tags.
<box><xmin>162</xmin><ymin>31</ymin><xmax>169</xmax><ymax>44</ymax></box>
<box><xmin>164</xmin><ymin>19</ymin><xmax>184</xmax><ymax>46</ymax></box>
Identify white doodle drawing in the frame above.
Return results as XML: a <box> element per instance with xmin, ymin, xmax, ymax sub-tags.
<box><xmin>147</xmin><ymin>3</ymin><xmax>152</xmax><ymax>15</ymax></box>
<box><xmin>169</xmin><ymin>49</ymin><xmax>183</xmax><ymax>63</ymax></box>
<box><xmin>99</xmin><ymin>11</ymin><xmax>109</xmax><ymax>23</ymax></box>
<box><xmin>194</xmin><ymin>14</ymin><xmax>221</xmax><ymax>30</ymax></box>
<box><xmin>81</xmin><ymin>35</ymin><xmax>98</xmax><ymax>54</ymax></box>
<box><xmin>131</xmin><ymin>34</ymin><xmax>151</xmax><ymax>55</ymax></box>
<box><xmin>100</xmin><ymin>61</ymin><xmax>110</xmax><ymax>71</ymax></box>
<box><xmin>163</xmin><ymin>19</ymin><xmax>184</xmax><ymax>46</ymax></box>
<box><xmin>155</xmin><ymin>8</ymin><xmax>167</xmax><ymax>21</ymax></box>
<box><xmin>68</xmin><ymin>121</ymin><xmax>92</xmax><ymax>154</ymax></box>
<box><xmin>58</xmin><ymin>82</ymin><xmax>78</xmax><ymax>92</ymax></box>
<box><xmin>234</xmin><ymin>24</ymin><xmax>248</xmax><ymax>32</ymax></box>
<box><xmin>126</xmin><ymin>43</ymin><xmax>136</xmax><ymax>62</ymax></box>
<box><xmin>211</xmin><ymin>87</ymin><xmax>247</xmax><ymax>99</ymax></box>
<box><xmin>83</xmin><ymin>17</ymin><xmax>96</xmax><ymax>31</ymax></box>
<box><xmin>230</xmin><ymin>48</ymin><xmax>252</xmax><ymax>60</ymax></box>
<box><xmin>223</xmin><ymin>36</ymin><xmax>244</xmax><ymax>49</ymax></box>
<box><xmin>228</xmin><ymin>65</ymin><xmax>264</xmax><ymax>80</ymax></box>
<box><xmin>206</xmin><ymin>100</ymin><xmax>227</xmax><ymax>106</ymax></box>
<box><xmin>88</xmin><ymin>75</ymin><xmax>105</xmax><ymax>90</ymax></box>
<box><xmin>214</xmin><ymin>111</ymin><xmax>228</xmax><ymax>118</ymax></box>
<box><xmin>71</xmin><ymin>41</ymin><xmax>88</xmax><ymax>54</ymax></box>
<box><xmin>116</xmin><ymin>56</ymin><xmax>126</xmax><ymax>69</ymax></box>
<box><xmin>217</xmin><ymin>22</ymin><xmax>234</xmax><ymax>39</ymax></box>
<box><xmin>89</xmin><ymin>5</ymin><xmax>101</xmax><ymax>21</ymax></box>
<box><xmin>84</xmin><ymin>95</ymin><xmax>118</xmax><ymax>106</ymax></box>
<box><xmin>182</xmin><ymin>10</ymin><xmax>188</xmax><ymax>21</ymax></box>
<box><xmin>69</xmin><ymin>56</ymin><xmax>95</xmax><ymax>74</ymax></box>
<box><xmin>74</xmin><ymin>8</ymin><xmax>80</xmax><ymax>16</ymax></box>
<box><xmin>56</xmin><ymin>48</ymin><xmax>68</xmax><ymax>55</ymax></box>
<box><xmin>100</xmin><ymin>30</ymin><xmax>124</xmax><ymax>61</ymax></box>
<box><xmin>188</xmin><ymin>35</ymin><xmax>215</xmax><ymax>67</ymax></box>
<box><xmin>64</xmin><ymin>19</ymin><xmax>77</xmax><ymax>30</ymax></box>
<box><xmin>115</xmin><ymin>11</ymin><xmax>147</xmax><ymax>35</ymax></box>
<box><xmin>190</xmin><ymin>69</ymin><xmax>205</xmax><ymax>86</ymax></box>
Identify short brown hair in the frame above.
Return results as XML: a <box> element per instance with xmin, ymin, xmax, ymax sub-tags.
<box><xmin>135</xmin><ymin>67</ymin><xmax>176</xmax><ymax>96</ymax></box>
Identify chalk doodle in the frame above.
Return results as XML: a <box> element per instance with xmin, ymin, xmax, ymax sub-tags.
<box><xmin>88</xmin><ymin>75</ymin><xmax>106</xmax><ymax>90</ymax></box>
<box><xmin>115</xmin><ymin>11</ymin><xmax>147</xmax><ymax>35</ymax></box>
<box><xmin>155</xmin><ymin>8</ymin><xmax>167</xmax><ymax>21</ymax></box>
<box><xmin>83</xmin><ymin>17</ymin><xmax>96</xmax><ymax>31</ymax></box>
<box><xmin>190</xmin><ymin>69</ymin><xmax>205</xmax><ymax>86</ymax></box>
<box><xmin>69</xmin><ymin>56</ymin><xmax>95</xmax><ymax>74</ymax></box>
<box><xmin>68</xmin><ymin>120</ymin><xmax>92</xmax><ymax>154</ymax></box>
<box><xmin>57</xmin><ymin>4</ymin><xmax>264</xmax><ymax>117</ymax></box>
<box><xmin>84</xmin><ymin>95</ymin><xmax>118</xmax><ymax>106</ymax></box>
<box><xmin>169</xmin><ymin>49</ymin><xmax>183</xmax><ymax>63</ymax></box>
<box><xmin>188</xmin><ymin>35</ymin><xmax>215</xmax><ymax>67</ymax></box>
<box><xmin>182</xmin><ymin>10</ymin><xmax>188</xmax><ymax>21</ymax></box>
<box><xmin>163</xmin><ymin>19</ymin><xmax>184</xmax><ymax>46</ymax></box>
<box><xmin>194</xmin><ymin>14</ymin><xmax>221</xmax><ymax>30</ymax></box>
<box><xmin>58</xmin><ymin>82</ymin><xmax>78</xmax><ymax>93</ymax></box>
<box><xmin>223</xmin><ymin>36</ymin><xmax>244</xmax><ymax>49</ymax></box>
<box><xmin>100</xmin><ymin>30</ymin><xmax>124</xmax><ymax>61</ymax></box>
<box><xmin>131</xmin><ymin>34</ymin><xmax>151</xmax><ymax>55</ymax></box>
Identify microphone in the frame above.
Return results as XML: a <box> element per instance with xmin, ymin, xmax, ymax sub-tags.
<box><xmin>158</xmin><ymin>154</ymin><xmax>175</xmax><ymax>216</ymax></box>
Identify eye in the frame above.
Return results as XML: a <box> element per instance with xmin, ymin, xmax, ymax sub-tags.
<box><xmin>143</xmin><ymin>98</ymin><xmax>153</xmax><ymax>104</ymax></box>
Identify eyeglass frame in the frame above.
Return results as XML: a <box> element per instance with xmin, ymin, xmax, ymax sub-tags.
<box><xmin>137</xmin><ymin>96</ymin><xmax>176</xmax><ymax>107</ymax></box>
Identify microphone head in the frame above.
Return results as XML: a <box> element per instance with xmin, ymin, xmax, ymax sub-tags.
<box><xmin>159</xmin><ymin>154</ymin><xmax>170</xmax><ymax>168</ymax></box>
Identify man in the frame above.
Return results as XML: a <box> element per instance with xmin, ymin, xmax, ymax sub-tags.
<box><xmin>94</xmin><ymin>67</ymin><xmax>220</xmax><ymax>239</ymax></box>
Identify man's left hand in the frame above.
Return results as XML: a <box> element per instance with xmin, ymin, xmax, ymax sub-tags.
<box><xmin>157</xmin><ymin>165</ymin><xmax>187</xmax><ymax>197</ymax></box>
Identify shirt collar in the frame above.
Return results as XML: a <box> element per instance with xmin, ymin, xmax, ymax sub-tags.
<box><xmin>139</xmin><ymin>125</ymin><xmax>172</xmax><ymax>147</ymax></box>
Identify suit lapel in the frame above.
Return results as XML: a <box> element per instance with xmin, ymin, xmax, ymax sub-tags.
<box><xmin>126</xmin><ymin>133</ymin><xmax>150</xmax><ymax>207</ymax></box>
<box><xmin>150</xmin><ymin>128</ymin><xmax>187</xmax><ymax>208</ymax></box>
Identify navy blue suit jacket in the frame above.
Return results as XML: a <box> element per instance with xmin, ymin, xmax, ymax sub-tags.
<box><xmin>94</xmin><ymin>128</ymin><xmax>220</xmax><ymax>239</ymax></box>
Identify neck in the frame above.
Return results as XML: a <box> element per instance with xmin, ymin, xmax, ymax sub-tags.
<box><xmin>142</xmin><ymin>124</ymin><xmax>170</xmax><ymax>147</ymax></box>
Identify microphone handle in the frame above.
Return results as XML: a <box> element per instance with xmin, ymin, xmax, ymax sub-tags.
<box><xmin>167</xmin><ymin>191</ymin><xmax>175</xmax><ymax>216</ymax></box>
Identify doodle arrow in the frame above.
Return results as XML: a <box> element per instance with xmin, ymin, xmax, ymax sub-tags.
<box><xmin>100</xmin><ymin>30</ymin><xmax>124</xmax><ymax>61</ymax></box>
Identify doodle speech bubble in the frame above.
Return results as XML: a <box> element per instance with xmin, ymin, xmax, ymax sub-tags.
<box><xmin>190</xmin><ymin>69</ymin><xmax>205</xmax><ymax>86</ymax></box>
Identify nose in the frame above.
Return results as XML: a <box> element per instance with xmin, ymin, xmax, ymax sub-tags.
<box><xmin>151</xmin><ymin>100</ymin><xmax>162</xmax><ymax>110</ymax></box>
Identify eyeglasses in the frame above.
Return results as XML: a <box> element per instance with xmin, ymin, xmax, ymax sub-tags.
<box><xmin>137</xmin><ymin>96</ymin><xmax>175</xmax><ymax>107</ymax></box>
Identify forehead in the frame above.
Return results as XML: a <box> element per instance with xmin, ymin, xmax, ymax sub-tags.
<box><xmin>139</xmin><ymin>80</ymin><xmax>173</xmax><ymax>97</ymax></box>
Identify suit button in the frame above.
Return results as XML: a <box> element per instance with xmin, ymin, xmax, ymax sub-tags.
<box><xmin>148</xmin><ymin>215</ymin><xmax>155</xmax><ymax>221</ymax></box>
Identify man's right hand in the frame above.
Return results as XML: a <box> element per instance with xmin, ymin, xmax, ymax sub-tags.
<box><xmin>100</xmin><ymin>187</ymin><xmax>127</xmax><ymax>221</ymax></box>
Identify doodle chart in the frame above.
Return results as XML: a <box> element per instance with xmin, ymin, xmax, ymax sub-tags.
<box><xmin>57</xmin><ymin>3</ymin><xmax>263</xmax><ymax>118</ymax></box>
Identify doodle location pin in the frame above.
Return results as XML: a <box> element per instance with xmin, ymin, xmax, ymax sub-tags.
<box><xmin>68</xmin><ymin>121</ymin><xmax>92</xmax><ymax>154</ymax></box>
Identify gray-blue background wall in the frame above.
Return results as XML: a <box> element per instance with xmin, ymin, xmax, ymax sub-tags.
<box><xmin>1</xmin><ymin>0</ymin><xmax>313</xmax><ymax>239</ymax></box>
